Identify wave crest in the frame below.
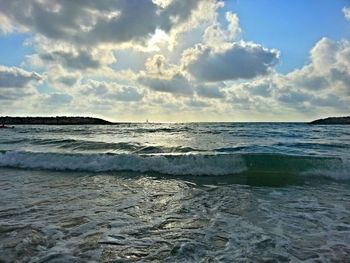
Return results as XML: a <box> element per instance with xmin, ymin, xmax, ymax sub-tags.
<box><xmin>0</xmin><ymin>151</ymin><xmax>349</xmax><ymax>180</ymax></box>
<box><xmin>0</xmin><ymin>151</ymin><xmax>246</xmax><ymax>176</ymax></box>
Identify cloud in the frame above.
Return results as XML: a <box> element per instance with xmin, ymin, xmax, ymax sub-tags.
<box><xmin>183</xmin><ymin>42</ymin><xmax>279</xmax><ymax>82</ymax></box>
<box><xmin>0</xmin><ymin>66</ymin><xmax>41</xmax><ymax>108</ymax></box>
<box><xmin>45</xmin><ymin>65</ymin><xmax>81</xmax><ymax>87</ymax></box>
<box><xmin>202</xmin><ymin>11</ymin><xmax>241</xmax><ymax>50</ymax></box>
<box><xmin>343</xmin><ymin>7</ymin><xmax>350</xmax><ymax>21</ymax></box>
<box><xmin>243</xmin><ymin>79</ymin><xmax>274</xmax><ymax>98</ymax></box>
<box><xmin>1</xmin><ymin>1</ymin><xmax>349</xmax><ymax>121</ymax></box>
<box><xmin>203</xmin><ymin>24</ymin><xmax>227</xmax><ymax>50</ymax></box>
<box><xmin>311</xmin><ymin>94</ymin><xmax>348</xmax><ymax>109</ymax></box>
<box><xmin>57</xmin><ymin>75</ymin><xmax>80</xmax><ymax>87</ymax></box>
<box><xmin>139</xmin><ymin>73</ymin><xmax>193</xmax><ymax>95</ymax></box>
<box><xmin>0</xmin><ymin>88</ymin><xmax>36</xmax><ymax>101</ymax></box>
<box><xmin>185</xmin><ymin>99</ymin><xmax>210</xmax><ymax>108</ymax></box>
<box><xmin>226</xmin><ymin>12</ymin><xmax>241</xmax><ymax>39</ymax></box>
<box><xmin>277</xmin><ymin>89</ymin><xmax>312</xmax><ymax>105</ymax></box>
<box><xmin>196</xmin><ymin>85</ymin><xmax>225</xmax><ymax>99</ymax></box>
<box><xmin>0</xmin><ymin>13</ymin><xmax>14</xmax><ymax>33</ymax></box>
<box><xmin>234</xmin><ymin>38</ymin><xmax>350</xmax><ymax>113</ymax></box>
<box><xmin>40</xmin><ymin>51</ymin><xmax>101</xmax><ymax>70</ymax></box>
<box><xmin>0</xmin><ymin>65</ymin><xmax>42</xmax><ymax>88</ymax></box>
<box><xmin>285</xmin><ymin>65</ymin><xmax>329</xmax><ymax>91</ymax></box>
<box><xmin>0</xmin><ymin>0</ymin><xmax>203</xmax><ymax>47</ymax></box>
<box><xmin>45</xmin><ymin>93</ymin><xmax>73</xmax><ymax>105</ymax></box>
<box><xmin>110</xmin><ymin>86</ymin><xmax>143</xmax><ymax>102</ymax></box>
<box><xmin>83</xmin><ymin>80</ymin><xmax>143</xmax><ymax>102</ymax></box>
<box><xmin>286</xmin><ymin>38</ymin><xmax>350</xmax><ymax>95</ymax></box>
<box><xmin>145</xmin><ymin>54</ymin><xmax>168</xmax><ymax>75</ymax></box>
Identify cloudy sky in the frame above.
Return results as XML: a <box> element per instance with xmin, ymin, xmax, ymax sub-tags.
<box><xmin>0</xmin><ymin>0</ymin><xmax>349</xmax><ymax>122</ymax></box>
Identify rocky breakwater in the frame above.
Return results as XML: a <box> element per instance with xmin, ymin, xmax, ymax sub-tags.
<box><xmin>309</xmin><ymin>116</ymin><xmax>350</xmax><ymax>125</ymax></box>
<box><xmin>0</xmin><ymin>116</ymin><xmax>112</xmax><ymax>125</ymax></box>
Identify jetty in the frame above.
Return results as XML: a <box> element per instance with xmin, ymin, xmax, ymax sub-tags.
<box><xmin>0</xmin><ymin>116</ymin><xmax>112</xmax><ymax>125</ymax></box>
<box><xmin>309</xmin><ymin>116</ymin><xmax>350</xmax><ymax>125</ymax></box>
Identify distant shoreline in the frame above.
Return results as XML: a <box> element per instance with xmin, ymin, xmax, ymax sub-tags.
<box><xmin>1</xmin><ymin>116</ymin><xmax>349</xmax><ymax>125</ymax></box>
<box><xmin>309</xmin><ymin>116</ymin><xmax>350</xmax><ymax>125</ymax></box>
<box><xmin>0</xmin><ymin>116</ymin><xmax>112</xmax><ymax>125</ymax></box>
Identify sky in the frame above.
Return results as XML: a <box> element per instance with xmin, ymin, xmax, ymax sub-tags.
<box><xmin>0</xmin><ymin>0</ymin><xmax>349</xmax><ymax>122</ymax></box>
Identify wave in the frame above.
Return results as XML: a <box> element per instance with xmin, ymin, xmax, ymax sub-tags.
<box><xmin>0</xmin><ymin>151</ymin><xmax>349</xmax><ymax>181</ymax></box>
<box><xmin>0</xmin><ymin>151</ymin><xmax>245</xmax><ymax>176</ymax></box>
<box><xmin>0</xmin><ymin>138</ymin><xmax>203</xmax><ymax>153</ymax></box>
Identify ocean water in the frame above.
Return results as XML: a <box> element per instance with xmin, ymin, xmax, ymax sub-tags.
<box><xmin>0</xmin><ymin>123</ymin><xmax>349</xmax><ymax>262</ymax></box>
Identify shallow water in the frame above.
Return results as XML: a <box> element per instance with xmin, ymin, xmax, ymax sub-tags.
<box><xmin>0</xmin><ymin>123</ymin><xmax>350</xmax><ymax>262</ymax></box>
<box><xmin>1</xmin><ymin>169</ymin><xmax>350</xmax><ymax>262</ymax></box>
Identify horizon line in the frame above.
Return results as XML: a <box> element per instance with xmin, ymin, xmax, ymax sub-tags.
<box><xmin>2</xmin><ymin>115</ymin><xmax>349</xmax><ymax>124</ymax></box>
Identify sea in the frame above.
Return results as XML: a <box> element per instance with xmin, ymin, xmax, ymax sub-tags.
<box><xmin>0</xmin><ymin>123</ymin><xmax>349</xmax><ymax>262</ymax></box>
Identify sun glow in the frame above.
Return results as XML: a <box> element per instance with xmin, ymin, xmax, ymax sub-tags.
<box><xmin>147</xmin><ymin>29</ymin><xmax>171</xmax><ymax>51</ymax></box>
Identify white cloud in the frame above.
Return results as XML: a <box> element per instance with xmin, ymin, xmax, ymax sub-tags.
<box><xmin>287</xmin><ymin>38</ymin><xmax>350</xmax><ymax>96</ymax></box>
<box><xmin>145</xmin><ymin>54</ymin><xmax>168</xmax><ymax>75</ymax></box>
<box><xmin>202</xmin><ymin>11</ymin><xmax>241</xmax><ymax>50</ymax></box>
<box><xmin>0</xmin><ymin>13</ymin><xmax>15</xmax><ymax>33</ymax></box>
<box><xmin>0</xmin><ymin>66</ymin><xmax>42</xmax><ymax>111</ymax></box>
<box><xmin>226</xmin><ymin>12</ymin><xmax>241</xmax><ymax>39</ymax></box>
<box><xmin>0</xmin><ymin>65</ymin><xmax>42</xmax><ymax>88</ymax></box>
<box><xmin>45</xmin><ymin>65</ymin><xmax>81</xmax><ymax>87</ymax></box>
<box><xmin>235</xmin><ymin>38</ymin><xmax>350</xmax><ymax>114</ymax></box>
<box><xmin>203</xmin><ymin>24</ymin><xmax>228</xmax><ymax>50</ymax></box>
<box><xmin>343</xmin><ymin>7</ymin><xmax>350</xmax><ymax>21</ymax></box>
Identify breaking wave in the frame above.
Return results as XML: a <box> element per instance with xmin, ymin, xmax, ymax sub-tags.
<box><xmin>0</xmin><ymin>151</ymin><xmax>349</xmax><ymax>180</ymax></box>
<box><xmin>0</xmin><ymin>151</ymin><xmax>245</xmax><ymax>176</ymax></box>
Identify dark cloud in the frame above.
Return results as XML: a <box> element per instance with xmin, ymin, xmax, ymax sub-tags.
<box><xmin>0</xmin><ymin>66</ymin><xmax>41</xmax><ymax>88</ymax></box>
<box><xmin>311</xmin><ymin>94</ymin><xmax>347</xmax><ymax>109</ymax></box>
<box><xmin>330</xmin><ymin>68</ymin><xmax>350</xmax><ymax>94</ymax></box>
<box><xmin>40</xmin><ymin>50</ymin><xmax>101</xmax><ymax>70</ymax></box>
<box><xmin>295</xmin><ymin>75</ymin><xmax>329</xmax><ymax>91</ymax></box>
<box><xmin>185</xmin><ymin>43</ymin><xmax>279</xmax><ymax>82</ymax></box>
<box><xmin>277</xmin><ymin>90</ymin><xmax>312</xmax><ymax>104</ymax></box>
<box><xmin>0</xmin><ymin>0</ymin><xmax>202</xmax><ymax>46</ymax></box>
<box><xmin>196</xmin><ymin>85</ymin><xmax>225</xmax><ymax>99</ymax></box>
<box><xmin>0</xmin><ymin>89</ymin><xmax>35</xmax><ymax>101</ymax></box>
<box><xmin>83</xmin><ymin>81</ymin><xmax>143</xmax><ymax>102</ymax></box>
<box><xmin>139</xmin><ymin>73</ymin><xmax>193</xmax><ymax>95</ymax></box>
<box><xmin>56</xmin><ymin>75</ymin><xmax>80</xmax><ymax>86</ymax></box>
